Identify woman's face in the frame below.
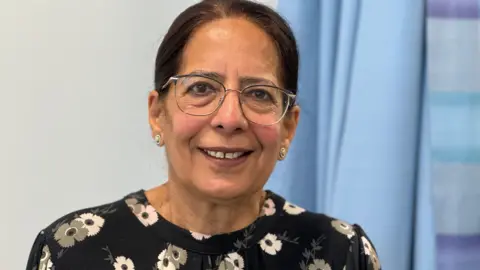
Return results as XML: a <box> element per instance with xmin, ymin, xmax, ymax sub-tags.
<box><xmin>149</xmin><ymin>18</ymin><xmax>299</xmax><ymax>200</ymax></box>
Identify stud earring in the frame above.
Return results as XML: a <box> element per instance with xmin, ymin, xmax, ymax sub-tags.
<box><xmin>154</xmin><ymin>134</ymin><xmax>163</xmax><ymax>146</ymax></box>
<box><xmin>278</xmin><ymin>147</ymin><xmax>287</xmax><ymax>160</ymax></box>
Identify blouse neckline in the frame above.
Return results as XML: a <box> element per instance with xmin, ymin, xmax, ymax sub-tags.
<box><xmin>123</xmin><ymin>189</ymin><xmax>284</xmax><ymax>255</ymax></box>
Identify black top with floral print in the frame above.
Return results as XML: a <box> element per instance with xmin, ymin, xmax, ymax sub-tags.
<box><xmin>26</xmin><ymin>190</ymin><xmax>381</xmax><ymax>270</ymax></box>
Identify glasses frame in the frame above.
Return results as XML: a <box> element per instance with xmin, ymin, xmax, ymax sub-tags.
<box><xmin>159</xmin><ymin>74</ymin><xmax>297</xmax><ymax>126</ymax></box>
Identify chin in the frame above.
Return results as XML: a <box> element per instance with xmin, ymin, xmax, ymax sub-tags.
<box><xmin>194</xmin><ymin>178</ymin><xmax>253</xmax><ymax>201</ymax></box>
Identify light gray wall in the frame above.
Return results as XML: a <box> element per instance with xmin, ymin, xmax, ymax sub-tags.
<box><xmin>0</xmin><ymin>0</ymin><xmax>277</xmax><ymax>268</ymax></box>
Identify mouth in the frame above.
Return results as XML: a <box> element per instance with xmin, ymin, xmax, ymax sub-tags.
<box><xmin>198</xmin><ymin>147</ymin><xmax>254</xmax><ymax>160</ymax></box>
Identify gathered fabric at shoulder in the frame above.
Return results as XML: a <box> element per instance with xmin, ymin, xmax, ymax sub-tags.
<box><xmin>26</xmin><ymin>231</ymin><xmax>53</xmax><ymax>270</ymax></box>
<box><xmin>344</xmin><ymin>225</ymin><xmax>382</xmax><ymax>270</ymax></box>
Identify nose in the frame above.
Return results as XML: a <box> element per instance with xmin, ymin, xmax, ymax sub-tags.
<box><xmin>210</xmin><ymin>88</ymin><xmax>249</xmax><ymax>133</ymax></box>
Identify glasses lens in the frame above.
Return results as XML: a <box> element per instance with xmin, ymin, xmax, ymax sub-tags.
<box><xmin>175</xmin><ymin>76</ymin><xmax>224</xmax><ymax>115</ymax></box>
<box><xmin>241</xmin><ymin>86</ymin><xmax>290</xmax><ymax>125</ymax></box>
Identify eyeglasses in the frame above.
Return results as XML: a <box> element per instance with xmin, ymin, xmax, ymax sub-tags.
<box><xmin>160</xmin><ymin>74</ymin><xmax>296</xmax><ymax>126</ymax></box>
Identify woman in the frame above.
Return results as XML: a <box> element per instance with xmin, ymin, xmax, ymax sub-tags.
<box><xmin>27</xmin><ymin>0</ymin><xmax>381</xmax><ymax>269</ymax></box>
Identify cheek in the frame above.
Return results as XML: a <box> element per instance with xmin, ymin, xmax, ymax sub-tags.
<box><xmin>253</xmin><ymin>125</ymin><xmax>282</xmax><ymax>149</ymax></box>
<box><xmin>162</xmin><ymin>94</ymin><xmax>207</xmax><ymax>140</ymax></box>
<box><xmin>168</xmin><ymin>113</ymin><xmax>208</xmax><ymax>141</ymax></box>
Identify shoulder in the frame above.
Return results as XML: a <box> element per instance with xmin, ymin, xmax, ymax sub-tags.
<box><xmin>267</xmin><ymin>191</ymin><xmax>359</xmax><ymax>243</ymax></box>
<box><xmin>267</xmin><ymin>192</ymin><xmax>381</xmax><ymax>269</ymax></box>
<box><xmin>43</xmin><ymin>192</ymin><xmax>135</xmax><ymax>241</ymax></box>
<box><xmin>26</xmin><ymin>191</ymin><xmax>141</xmax><ymax>269</ymax></box>
<box><xmin>278</xmin><ymin>204</ymin><xmax>357</xmax><ymax>253</ymax></box>
<box><xmin>284</xmin><ymin>209</ymin><xmax>381</xmax><ymax>269</ymax></box>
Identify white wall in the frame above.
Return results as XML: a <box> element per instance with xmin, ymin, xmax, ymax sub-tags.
<box><xmin>0</xmin><ymin>0</ymin><xmax>276</xmax><ymax>268</ymax></box>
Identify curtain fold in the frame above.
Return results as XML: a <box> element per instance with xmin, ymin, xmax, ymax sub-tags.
<box><xmin>267</xmin><ymin>1</ymin><xmax>435</xmax><ymax>269</ymax></box>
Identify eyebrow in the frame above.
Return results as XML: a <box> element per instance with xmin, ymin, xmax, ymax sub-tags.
<box><xmin>187</xmin><ymin>70</ymin><xmax>276</xmax><ymax>86</ymax></box>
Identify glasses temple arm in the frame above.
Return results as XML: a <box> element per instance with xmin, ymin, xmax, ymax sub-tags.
<box><xmin>160</xmin><ymin>77</ymin><xmax>177</xmax><ymax>90</ymax></box>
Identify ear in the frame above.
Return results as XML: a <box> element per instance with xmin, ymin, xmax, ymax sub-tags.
<box><xmin>281</xmin><ymin>105</ymin><xmax>300</xmax><ymax>149</ymax></box>
<box><xmin>148</xmin><ymin>90</ymin><xmax>165</xmax><ymax>140</ymax></box>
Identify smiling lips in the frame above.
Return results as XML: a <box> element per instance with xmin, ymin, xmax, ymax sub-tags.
<box><xmin>199</xmin><ymin>147</ymin><xmax>253</xmax><ymax>160</ymax></box>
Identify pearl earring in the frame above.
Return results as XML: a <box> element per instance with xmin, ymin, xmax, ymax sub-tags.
<box><xmin>154</xmin><ymin>134</ymin><xmax>163</xmax><ymax>146</ymax></box>
<box><xmin>278</xmin><ymin>147</ymin><xmax>287</xmax><ymax>160</ymax></box>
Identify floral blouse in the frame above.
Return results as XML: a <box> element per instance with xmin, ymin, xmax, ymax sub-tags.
<box><xmin>26</xmin><ymin>190</ymin><xmax>381</xmax><ymax>270</ymax></box>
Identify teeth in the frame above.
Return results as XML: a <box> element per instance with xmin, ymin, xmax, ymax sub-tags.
<box><xmin>205</xmin><ymin>150</ymin><xmax>245</xmax><ymax>159</ymax></box>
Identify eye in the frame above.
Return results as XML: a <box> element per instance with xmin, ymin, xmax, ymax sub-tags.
<box><xmin>186</xmin><ymin>82</ymin><xmax>216</xmax><ymax>96</ymax></box>
<box><xmin>245</xmin><ymin>88</ymin><xmax>274</xmax><ymax>102</ymax></box>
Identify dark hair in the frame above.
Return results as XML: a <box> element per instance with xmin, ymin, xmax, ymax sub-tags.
<box><xmin>154</xmin><ymin>0</ymin><xmax>299</xmax><ymax>102</ymax></box>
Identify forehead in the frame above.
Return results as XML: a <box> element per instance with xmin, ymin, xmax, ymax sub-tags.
<box><xmin>179</xmin><ymin>18</ymin><xmax>280</xmax><ymax>83</ymax></box>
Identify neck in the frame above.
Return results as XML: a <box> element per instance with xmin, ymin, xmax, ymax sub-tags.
<box><xmin>146</xmin><ymin>181</ymin><xmax>265</xmax><ymax>235</ymax></box>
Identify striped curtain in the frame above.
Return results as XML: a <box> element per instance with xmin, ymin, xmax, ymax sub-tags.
<box><xmin>428</xmin><ymin>0</ymin><xmax>480</xmax><ymax>269</ymax></box>
<box><xmin>268</xmin><ymin>1</ymin><xmax>433</xmax><ymax>269</ymax></box>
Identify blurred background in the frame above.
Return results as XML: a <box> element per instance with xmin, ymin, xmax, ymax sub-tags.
<box><xmin>0</xmin><ymin>0</ymin><xmax>478</xmax><ymax>270</ymax></box>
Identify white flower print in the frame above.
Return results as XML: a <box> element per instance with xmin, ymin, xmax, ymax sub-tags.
<box><xmin>39</xmin><ymin>245</ymin><xmax>50</xmax><ymax>262</ymax></box>
<box><xmin>283</xmin><ymin>201</ymin><xmax>305</xmax><ymax>215</ymax></box>
<box><xmin>136</xmin><ymin>204</ymin><xmax>159</xmax><ymax>226</ymax></box>
<box><xmin>259</xmin><ymin>233</ymin><xmax>282</xmax><ymax>255</ymax></box>
<box><xmin>262</xmin><ymin>198</ymin><xmax>276</xmax><ymax>216</ymax></box>
<box><xmin>361</xmin><ymin>236</ymin><xmax>381</xmax><ymax>270</ymax></box>
<box><xmin>44</xmin><ymin>260</ymin><xmax>53</xmax><ymax>270</ymax></box>
<box><xmin>361</xmin><ymin>236</ymin><xmax>372</xmax><ymax>256</ymax></box>
<box><xmin>218</xmin><ymin>260</ymin><xmax>233</xmax><ymax>270</ymax></box>
<box><xmin>103</xmin><ymin>246</ymin><xmax>135</xmax><ymax>270</ymax></box>
<box><xmin>227</xmin><ymin>252</ymin><xmax>245</xmax><ymax>270</ymax></box>
<box><xmin>166</xmin><ymin>244</ymin><xmax>188</xmax><ymax>268</ymax></box>
<box><xmin>39</xmin><ymin>245</ymin><xmax>53</xmax><ymax>270</ymax></box>
<box><xmin>190</xmin><ymin>231</ymin><xmax>212</xmax><ymax>241</ymax></box>
<box><xmin>331</xmin><ymin>219</ymin><xmax>355</xmax><ymax>239</ymax></box>
<box><xmin>157</xmin><ymin>250</ymin><xmax>176</xmax><ymax>270</ymax></box>
<box><xmin>76</xmin><ymin>213</ymin><xmax>105</xmax><ymax>237</ymax></box>
<box><xmin>113</xmin><ymin>256</ymin><xmax>135</xmax><ymax>270</ymax></box>
<box><xmin>221</xmin><ymin>252</ymin><xmax>244</xmax><ymax>270</ymax></box>
<box><xmin>307</xmin><ymin>259</ymin><xmax>332</xmax><ymax>270</ymax></box>
<box><xmin>156</xmin><ymin>245</ymin><xmax>188</xmax><ymax>270</ymax></box>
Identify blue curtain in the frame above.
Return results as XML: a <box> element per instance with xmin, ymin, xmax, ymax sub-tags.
<box><xmin>428</xmin><ymin>0</ymin><xmax>480</xmax><ymax>269</ymax></box>
<box><xmin>266</xmin><ymin>1</ymin><xmax>436</xmax><ymax>270</ymax></box>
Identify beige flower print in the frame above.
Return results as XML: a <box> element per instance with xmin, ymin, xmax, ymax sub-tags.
<box><xmin>113</xmin><ymin>256</ymin><xmax>135</xmax><ymax>270</ymax></box>
<box><xmin>39</xmin><ymin>245</ymin><xmax>53</xmax><ymax>270</ymax></box>
<box><xmin>361</xmin><ymin>236</ymin><xmax>381</xmax><ymax>270</ymax></box>
<box><xmin>125</xmin><ymin>198</ymin><xmax>142</xmax><ymax>215</ymax></box>
<box><xmin>308</xmin><ymin>259</ymin><xmax>332</xmax><ymax>270</ymax></box>
<box><xmin>283</xmin><ymin>201</ymin><xmax>305</xmax><ymax>215</ymax></box>
<box><xmin>75</xmin><ymin>213</ymin><xmax>105</xmax><ymax>237</ymax></box>
<box><xmin>331</xmin><ymin>219</ymin><xmax>355</xmax><ymax>239</ymax></box>
<box><xmin>259</xmin><ymin>233</ymin><xmax>282</xmax><ymax>255</ymax></box>
<box><xmin>168</xmin><ymin>245</ymin><xmax>188</xmax><ymax>268</ymax></box>
<box><xmin>157</xmin><ymin>244</ymin><xmax>188</xmax><ymax>270</ymax></box>
<box><xmin>54</xmin><ymin>220</ymin><xmax>88</xmax><ymax>248</ymax></box>
<box><xmin>190</xmin><ymin>231</ymin><xmax>212</xmax><ymax>241</ymax></box>
<box><xmin>136</xmin><ymin>204</ymin><xmax>159</xmax><ymax>227</ymax></box>
<box><xmin>218</xmin><ymin>252</ymin><xmax>245</xmax><ymax>270</ymax></box>
<box><xmin>261</xmin><ymin>198</ymin><xmax>276</xmax><ymax>216</ymax></box>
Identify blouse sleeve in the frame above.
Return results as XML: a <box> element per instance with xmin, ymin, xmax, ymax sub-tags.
<box><xmin>26</xmin><ymin>231</ymin><xmax>51</xmax><ymax>270</ymax></box>
<box><xmin>345</xmin><ymin>224</ymin><xmax>382</xmax><ymax>270</ymax></box>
